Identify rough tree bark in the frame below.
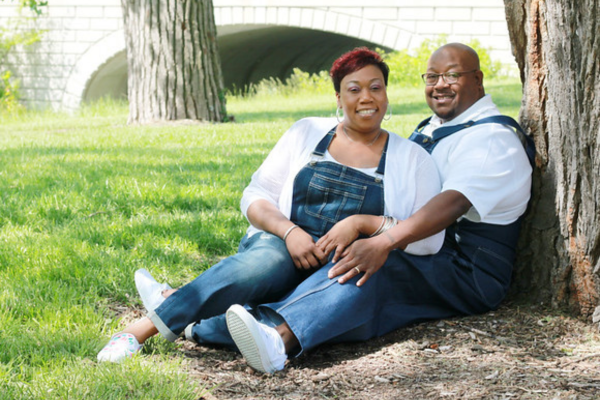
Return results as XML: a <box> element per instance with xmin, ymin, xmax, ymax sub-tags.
<box><xmin>504</xmin><ymin>0</ymin><xmax>600</xmax><ymax>322</ymax></box>
<box><xmin>121</xmin><ymin>0</ymin><xmax>226</xmax><ymax>124</ymax></box>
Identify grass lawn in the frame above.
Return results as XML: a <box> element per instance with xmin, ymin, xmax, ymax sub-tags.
<box><xmin>0</xmin><ymin>78</ymin><xmax>522</xmax><ymax>399</ymax></box>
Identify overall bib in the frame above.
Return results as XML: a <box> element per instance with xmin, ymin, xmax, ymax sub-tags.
<box><xmin>290</xmin><ymin>128</ymin><xmax>387</xmax><ymax>240</ymax></box>
<box><xmin>150</xmin><ymin>127</ymin><xmax>388</xmax><ymax>346</ymax></box>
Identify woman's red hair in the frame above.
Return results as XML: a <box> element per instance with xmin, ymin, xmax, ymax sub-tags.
<box><xmin>329</xmin><ymin>47</ymin><xmax>389</xmax><ymax>93</ymax></box>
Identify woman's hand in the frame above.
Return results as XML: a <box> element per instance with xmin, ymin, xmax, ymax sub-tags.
<box><xmin>327</xmin><ymin>234</ymin><xmax>394</xmax><ymax>286</ymax></box>
<box><xmin>285</xmin><ymin>227</ymin><xmax>327</xmax><ymax>270</ymax></box>
<box><xmin>316</xmin><ymin>215</ymin><xmax>363</xmax><ymax>262</ymax></box>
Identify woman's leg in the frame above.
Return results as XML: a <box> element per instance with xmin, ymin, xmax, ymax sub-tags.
<box><xmin>122</xmin><ymin>317</ymin><xmax>158</xmax><ymax>343</ymax></box>
<box><xmin>183</xmin><ymin>308</ymin><xmax>300</xmax><ymax>352</ymax></box>
<box><xmin>260</xmin><ymin>262</ymin><xmax>381</xmax><ymax>355</ymax></box>
<box><xmin>98</xmin><ymin>232</ymin><xmax>306</xmax><ymax>362</ymax></box>
<box><xmin>148</xmin><ymin>232</ymin><xmax>310</xmax><ymax>341</ymax></box>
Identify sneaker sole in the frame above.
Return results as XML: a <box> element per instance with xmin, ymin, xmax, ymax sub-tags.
<box><xmin>226</xmin><ymin>305</ymin><xmax>274</xmax><ymax>373</ymax></box>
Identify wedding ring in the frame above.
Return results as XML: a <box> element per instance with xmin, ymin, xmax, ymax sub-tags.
<box><xmin>354</xmin><ymin>267</ymin><xmax>361</xmax><ymax>274</ymax></box>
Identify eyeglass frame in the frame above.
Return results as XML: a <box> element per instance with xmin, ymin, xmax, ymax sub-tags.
<box><xmin>420</xmin><ymin>70</ymin><xmax>479</xmax><ymax>86</ymax></box>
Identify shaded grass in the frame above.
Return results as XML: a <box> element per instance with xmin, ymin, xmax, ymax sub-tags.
<box><xmin>0</xmin><ymin>78</ymin><xmax>522</xmax><ymax>399</ymax></box>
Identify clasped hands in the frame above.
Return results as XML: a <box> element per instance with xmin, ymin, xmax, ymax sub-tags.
<box><xmin>284</xmin><ymin>216</ymin><xmax>394</xmax><ymax>287</ymax></box>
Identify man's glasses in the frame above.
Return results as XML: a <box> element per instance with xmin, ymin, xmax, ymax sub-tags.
<box><xmin>421</xmin><ymin>70</ymin><xmax>478</xmax><ymax>86</ymax></box>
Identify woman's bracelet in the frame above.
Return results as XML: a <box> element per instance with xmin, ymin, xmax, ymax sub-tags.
<box><xmin>370</xmin><ymin>216</ymin><xmax>386</xmax><ymax>237</ymax></box>
<box><xmin>370</xmin><ymin>216</ymin><xmax>397</xmax><ymax>237</ymax></box>
<box><xmin>283</xmin><ymin>224</ymin><xmax>299</xmax><ymax>242</ymax></box>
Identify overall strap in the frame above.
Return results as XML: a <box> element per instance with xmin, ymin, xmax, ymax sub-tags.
<box><xmin>409</xmin><ymin>115</ymin><xmax>536</xmax><ymax>167</ymax></box>
<box><xmin>374</xmin><ymin>133</ymin><xmax>390</xmax><ymax>180</ymax></box>
<box><xmin>407</xmin><ymin>117</ymin><xmax>436</xmax><ymax>153</ymax></box>
<box><xmin>310</xmin><ymin>126</ymin><xmax>337</xmax><ymax>164</ymax></box>
<box><xmin>472</xmin><ymin>116</ymin><xmax>536</xmax><ymax>167</ymax></box>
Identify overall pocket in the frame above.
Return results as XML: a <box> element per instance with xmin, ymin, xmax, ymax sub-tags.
<box><xmin>304</xmin><ymin>173</ymin><xmax>367</xmax><ymax>224</ymax></box>
<box><xmin>470</xmin><ymin>247</ymin><xmax>513</xmax><ymax>309</ymax></box>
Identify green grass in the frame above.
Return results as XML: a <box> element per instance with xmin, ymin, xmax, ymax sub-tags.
<box><xmin>0</xmin><ymin>78</ymin><xmax>522</xmax><ymax>399</ymax></box>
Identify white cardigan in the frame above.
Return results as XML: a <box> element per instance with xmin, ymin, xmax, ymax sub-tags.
<box><xmin>240</xmin><ymin>117</ymin><xmax>444</xmax><ymax>255</ymax></box>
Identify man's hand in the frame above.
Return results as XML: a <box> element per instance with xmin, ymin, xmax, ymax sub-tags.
<box><xmin>327</xmin><ymin>234</ymin><xmax>394</xmax><ymax>286</ymax></box>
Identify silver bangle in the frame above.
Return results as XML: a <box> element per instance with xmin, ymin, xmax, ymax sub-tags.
<box><xmin>283</xmin><ymin>224</ymin><xmax>299</xmax><ymax>241</ymax></box>
<box><xmin>370</xmin><ymin>216</ymin><xmax>386</xmax><ymax>237</ymax></box>
<box><xmin>371</xmin><ymin>216</ymin><xmax>397</xmax><ymax>237</ymax></box>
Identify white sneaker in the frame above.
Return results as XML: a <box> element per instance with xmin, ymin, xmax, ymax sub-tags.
<box><xmin>225</xmin><ymin>304</ymin><xmax>287</xmax><ymax>373</ymax></box>
<box><xmin>97</xmin><ymin>333</ymin><xmax>142</xmax><ymax>363</ymax></box>
<box><xmin>135</xmin><ymin>268</ymin><xmax>172</xmax><ymax>312</ymax></box>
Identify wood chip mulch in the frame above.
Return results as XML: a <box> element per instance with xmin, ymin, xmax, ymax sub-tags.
<box><xmin>171</xmin><ymin>303</ymin><xmax>600</xmax><ymax>400</ymax></box>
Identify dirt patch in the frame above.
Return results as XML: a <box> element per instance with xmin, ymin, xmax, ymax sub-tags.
<box><xmin>174</xmin><ymin>303</ymin><xmax>600</xmax><ymax>399</ymax></box>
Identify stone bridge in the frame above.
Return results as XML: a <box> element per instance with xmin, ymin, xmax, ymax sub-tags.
<box><xmin>0</xmin><ymin>0</ymin><xmax>515</xmax><ymax>110</ymax></box>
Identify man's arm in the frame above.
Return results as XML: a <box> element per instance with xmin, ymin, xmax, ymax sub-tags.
<box><xmin>386</xmin><ymin>189</ymin><xmax>472</xmax><ymax>250</ymax></box>
<box><xmin>329</xmin><ymin>190</ymin><xmax>472</xmax><ymax>286</ymax></box>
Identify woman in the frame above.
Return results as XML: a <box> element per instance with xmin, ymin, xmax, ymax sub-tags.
<box><xmin>97</xmin><ymin>48</ymin><xmax>444</xmax><ymax>367</ymax></box>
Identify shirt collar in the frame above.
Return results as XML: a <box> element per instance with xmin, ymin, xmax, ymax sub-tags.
<box><xmin>423</xmin><ymin>94</ymin><xmax>494</xmax><ymax>136</ymax></box>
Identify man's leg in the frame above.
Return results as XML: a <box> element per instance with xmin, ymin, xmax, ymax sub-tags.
<box><xmin>260</xmin><ymin>263</ymin><xmax>381</xmax><ymax>355</ymax></box>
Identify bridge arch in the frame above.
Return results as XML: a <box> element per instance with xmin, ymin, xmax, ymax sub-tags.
<box><xmin>215</xmin><ymin>7</ymin><xmax>416</xmax><ymax>51</ymax></box>
<box><xmin>61</xmin><ymin>29</ymin><xmax>126</xmax><ymax>110</ymax></box>
<box><xmin>63</xmin><ymin>7</ymin><xmax>417</xmax><ymax>107</ymax></box>
<box><xmin>216</xmin><ymin>7</ymin><xmax>416</xmax><ymax>89</ymax></box>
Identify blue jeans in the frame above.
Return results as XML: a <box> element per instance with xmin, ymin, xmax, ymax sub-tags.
<box><xmin>148</xmin><ymin>231</ymin><xmax>310</xmax><ymax>342</ymax></box>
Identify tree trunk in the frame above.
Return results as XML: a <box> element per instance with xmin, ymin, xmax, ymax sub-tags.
<box><xmin>504</xmin><ymin>0</ymin><xmax>600</xmax><ymax>322</ymax></box>
<box><xmin>121</xmin><ymin>0</ymin><xmax>226</xmax><ymax>124</ymax></box>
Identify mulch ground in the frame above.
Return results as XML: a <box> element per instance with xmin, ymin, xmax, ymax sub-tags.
<box><xmin>168</xmin><ymin>302</ymin><xmax>600</xmax><ymax>399</ymax></box>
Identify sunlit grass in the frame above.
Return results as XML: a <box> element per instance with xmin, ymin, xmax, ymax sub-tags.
<box><xmin>0</xmin><ymin>77</ymin><xmax>521</xmax><ymax>398</ymax></box>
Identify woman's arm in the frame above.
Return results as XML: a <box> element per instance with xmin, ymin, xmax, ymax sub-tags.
<box><xmin>327</xmin><ymin>144</ymin><xmax>469</xmax><ymax>286</ymax></box>
<box><xmin>247</xmin><ymin>200</ymin><xmax>327</xmax><ymax>270</ymax></box>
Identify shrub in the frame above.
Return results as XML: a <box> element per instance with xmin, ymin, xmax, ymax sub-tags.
<box><xmin>381</xmin><ymin>35</ymin><xmax>504</xmax><ymax>87</ymax></box>
<box><xmin>229</xmin><ymin>68</ymin><xmax>332</xmax><ymax>98</ymax></box>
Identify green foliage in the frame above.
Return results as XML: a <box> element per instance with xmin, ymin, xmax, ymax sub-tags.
<box><xmin>0</xmin><ymin>0</ymin><xmax>47</xmax><ymax>15</ymax></box>
<box><xmin>229</xmin><ymin>68</ymin><xmax>332</xmax><ymax>98</ymax></box>
<box><xmin>0</xmin><ymin>70</ymin><xmax>22</xmax><ymax>112</ymax></box>
<box><xmin>0</xmin><ymin>0</ymin><xmax>46</xmax><ymax>113</ymax></box>
<box><xmin>381</xmin><ymin>35</ymin><xmax>504</xmax><ymax>87</ymax></box>
<box><xmin>19</xmin><ymin>0</ymin><xmax>48</xmax><ymax>15</ymax></box>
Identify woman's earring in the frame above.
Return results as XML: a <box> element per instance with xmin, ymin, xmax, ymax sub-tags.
<box><xmin>336</xmin><ymin>107</ymin><xmax>344</xmax><ymax>123</ymax></box>
<box><xmin>383</xmin><ymin>106</ymin><xmax>392</xmax><ymax>121</ymax></box>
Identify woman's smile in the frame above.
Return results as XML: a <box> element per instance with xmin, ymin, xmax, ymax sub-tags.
<box><xmin>337</xmin><ymin>64</ymin><xmax>388</xmax><ymax>136</ymax></box>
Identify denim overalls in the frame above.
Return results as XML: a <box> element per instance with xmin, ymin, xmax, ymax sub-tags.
<box><xmin>149</xmin><ymin>126</ymin><xmax>389</xmax><ymax>346</ymax></box>
<box><xmin>251</xmin><ymin>118</ymin><xmax>533</xmax><ymax>354</ymax></box>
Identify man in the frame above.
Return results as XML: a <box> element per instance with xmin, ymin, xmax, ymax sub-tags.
<box><xmin>224</xmin><ymin>43</ymin><xmax>534</xmax><ymax>373</ymax></box>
